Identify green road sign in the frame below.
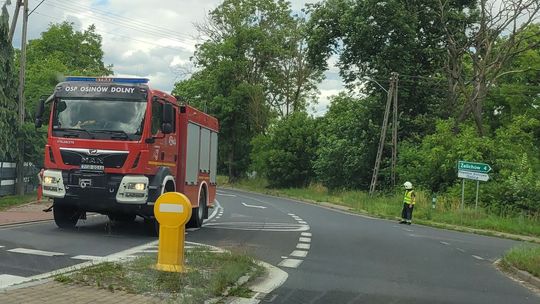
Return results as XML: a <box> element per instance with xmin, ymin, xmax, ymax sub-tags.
<box><xmin>458</xmin><ymin>161</ymin><xmax>491</xmax><ymax>173</ymax></box>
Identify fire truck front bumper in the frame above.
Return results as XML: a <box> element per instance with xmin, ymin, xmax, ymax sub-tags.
<box><xmin>42</xmin><ymin>170</ymin><xmax>66</xmax><ymax>198</ymax></box>
<box><xmin>42</xmin><ymin>170</ymin><xmax>149</xmax><ymax>204</ymax></box>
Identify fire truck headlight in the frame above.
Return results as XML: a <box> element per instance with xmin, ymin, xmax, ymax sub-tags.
<box><xmin>127</xmin><ymin>182</ymin><xmax>146</xmax><ymax>191</ymax></box>
<box><xmin>43</xmin><ymin>176</ymin><xmax>57</xmax><ymax>184</ymax></box>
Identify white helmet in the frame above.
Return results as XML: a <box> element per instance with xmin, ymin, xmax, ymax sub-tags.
<box><xmin>403</xmin><ymin>181</ymin><xmax>413</xmax><ymax>190</ymax></box>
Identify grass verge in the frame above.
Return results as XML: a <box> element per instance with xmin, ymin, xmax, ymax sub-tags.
<box><xmin>502</xmin><ymin>244</ymin><xmax>540</xmax><ymax>278</ymax></box>
<box><xmin>0</xmin><ymin>193</ymin><xmax>37</xmax><ymax>211</ymax></box>
<box><xmin>55</xmin><ymin>248</ymin><xmax>265</xmax><ymax>304</ymax></box>
<box><xmin>218</xmin><ymin>176</ymin><xmax>540</xmax><ymax>238</ymax></box>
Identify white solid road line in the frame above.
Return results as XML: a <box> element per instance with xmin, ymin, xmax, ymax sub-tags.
<box><xmin>203</xmin><ymin>222</ymin><xmax>310</xmax><ymax>232</ymax></box>
<box><xmin>216</xmin><ymin>192</ymin><xmax>237</xmax><ymax>197</ymax></box>
<box><xmin>71</xmin><ymin>255</ymin><xmax>106</xmax><ymax>261</ymax></box>
<box><xmin>278</xmin><ymin>258</ymin><xmax>303</xmax><ymax>268</ymax></box>
<box><xmin>0</xmin><ymin>275</ymin><xmax>27</xmax><ymax>287</ymax></box>
<box><xmin>205</xmin><ymin>199</ymin><xmax>222</xmax><ymax>223</ymax></box>
<box><xmin>241</xmin><ymin>202</ymin><xmax>267</xmax><ymax>209</ymax></box>
<box><xmin>8</xmin><ymin>248</ymin><xmax>65</xmax><ymax>257</ymax></box>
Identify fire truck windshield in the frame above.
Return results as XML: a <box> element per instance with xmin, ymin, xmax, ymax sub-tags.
<box><xmin>52</xmin><ymin>98</ymin><xmax>147</xmax><ymax>140</ymax></box>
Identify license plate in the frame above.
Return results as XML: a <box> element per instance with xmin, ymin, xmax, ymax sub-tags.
<box><xmin>81</xmin><ymin>164</ymin><xmax>105</xmax><ymax>171</ymax></box>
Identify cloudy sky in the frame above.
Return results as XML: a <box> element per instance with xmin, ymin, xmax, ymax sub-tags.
<box><xmin>7</xmin><ymin>0</ymin><xmax>344</xmax><ymax>116</ymax></box>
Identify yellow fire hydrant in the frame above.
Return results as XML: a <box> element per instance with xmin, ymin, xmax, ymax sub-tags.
<box><xmin>153</xmin><ymin>192</ymin><xmax>192</xmax><ymax>272</ymax></box>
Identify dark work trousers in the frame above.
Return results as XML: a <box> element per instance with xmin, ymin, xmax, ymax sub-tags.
<box><xmin>401</xmin><ymin>203</ymin><xmax>414</xmax><ymax>221</ymax></box>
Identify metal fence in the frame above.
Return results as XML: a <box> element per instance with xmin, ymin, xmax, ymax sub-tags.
<box><xmin>0</xmin><ymin>162</ymin><xmax>39</xmax><ymax>196</ymax></box>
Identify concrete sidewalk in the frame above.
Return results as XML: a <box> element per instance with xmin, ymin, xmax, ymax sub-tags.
<box><xmin>0</xmin><ymin>281</ymin><xmax>158</xmax><ymax>304</ymax></box>
<box><xmin>0</xmin><ymin>201</ymin><xmax>160</xmax><ymax>303</ymax></box>
<box><xmin>0</xmin><ymin>200</ymin><xmax>53</xmax><ymax>226</ymax></box>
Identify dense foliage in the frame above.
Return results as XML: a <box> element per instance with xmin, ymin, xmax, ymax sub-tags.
<box><xmin>21</xmin><ymin>22</ymin><xmax>111</xmax><ymax>167</ymax></box>
<box><xmin>251</xmin><ymin>112</ymin><xmax>318</xmax><ymax>188</ymax></box>
<box><xmin>171</xmin><ymin>0</ymin><xmax>540</xmax><ymax>216</ymax></box>
<box><xmin>0</xmin><ymin>4</ymin><xmax>19</xmax><ymax>161</ymax></box>
<box><xmin>173</xmin><ymin>0</ymin><xmax>321</xmax><ymax>181</ymax></box>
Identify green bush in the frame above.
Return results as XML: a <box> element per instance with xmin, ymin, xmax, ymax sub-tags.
<box><xmin>398</xmin><ymin>117</ymin><xmax>540</xmax><ymax>216</ymax></box>
<box><xmin>250</xmin><ymin>112</ymin><xmax>318</xmax><ymax>188</ymax></box>
<box><xmin>313</xmin><ymin>93</ymin><xmax>380</xmax><ymax>190</ymax></box>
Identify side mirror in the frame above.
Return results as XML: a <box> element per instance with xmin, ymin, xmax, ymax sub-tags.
<box><xmin>34</xmin><ymin>97</ymin><xmax>46</xmax><ymax>128</ymax></box>
<box><xmin>161</xmin><ymin>103</ymin><xmax>174</xmax><ymax>134</ymax></box>
<box><xmin>162</xmin><ymin>103</ymin><xmax>173</xmax><ymax>124</ymax></box>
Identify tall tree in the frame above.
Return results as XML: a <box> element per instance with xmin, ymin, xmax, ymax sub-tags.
<box><xmin>21</xmin><ymin>22</ymin><xmax>112</xmax><ymax>167</ymax></box>
<box><xmin>24</xmin><ymin>22</ymin><xmax>112</xmax><ymax>113</ymax></box>
<box><xmin>438</xmin><ymin>0</ymin><xmax>540</xmax><ymax>135</ymax></box>
<box><xmin>0</xmin><ymin>3</ymin><xmax>18</xmax><ymax>160</ymax></box>
<box><xmin>307</xmin><ymin>0</ymin><xmax>452</xmax><ymax>138</ymax></box>
<box><xmin>174</xmin><ymin>0</ymin><xmax>320</xmax><ymax>181</ymax></box>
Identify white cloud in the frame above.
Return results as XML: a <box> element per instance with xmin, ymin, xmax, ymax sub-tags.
<box><xmin>8</xmin><ymin>0</ymin><xmax>345</xmax><ymax>115</ymax></box>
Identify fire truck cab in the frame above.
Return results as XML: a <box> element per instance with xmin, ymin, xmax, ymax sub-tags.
<box><xmin>35</xmin><ymin>77</ymin><xmax>218</xmax><ymax>231</ymax></box>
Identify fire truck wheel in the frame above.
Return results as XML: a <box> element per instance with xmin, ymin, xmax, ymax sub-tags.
<box><xmin>53</xmin><ymin>203</ymin><xmax>81</xmax><ymax>229</ymax></box>
<box><xmin>188</xmin><ymin>190</ymin><xmax>206</xmax><ymax>228</ymax></box>
<box><xmin>108</xmin><ymin>213</ymin><xmax>136</xmax><ymax>222</ymax></box>
<box><xmin>145</xmin><ymin>218</ymin><xmax>159</xmax><ymax>236</ymax></box>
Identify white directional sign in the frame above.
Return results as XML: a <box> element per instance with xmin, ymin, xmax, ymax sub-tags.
<box><xmin>458</xmin><ymin>170</ymin><xmax>489</xmax><ymax>181</ymax></box>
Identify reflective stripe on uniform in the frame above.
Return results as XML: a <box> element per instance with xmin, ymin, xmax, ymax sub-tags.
<box><xmin>403</xmin><ymin>190</ymin><xmax>415</xmax><ymax>205</ymax></box>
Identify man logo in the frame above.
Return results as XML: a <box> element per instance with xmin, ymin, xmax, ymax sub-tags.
<box><xmin>79</xmin><ymin>179</ymin><xmax>92</xmax><ymax>188</ymax></box>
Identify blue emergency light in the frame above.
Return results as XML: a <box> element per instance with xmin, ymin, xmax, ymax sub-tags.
<box><xmin>65</xmin><ymin>76</ymin><xmax>149</xmax><ymax>84</ymax></box>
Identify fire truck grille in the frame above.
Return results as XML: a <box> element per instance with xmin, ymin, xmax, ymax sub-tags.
<box><xmin>60</xmin><ymin>150</ymin><xmax>128</xmax><ymax>169</ymax></box>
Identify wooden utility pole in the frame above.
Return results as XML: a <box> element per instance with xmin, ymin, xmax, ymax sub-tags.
<box><xmin>369</xmin><ymin>72</ymin><xmax>399</xmax><ymax>195</ymax></box>
<box><xmin>8</xmin><ymin>1</ymin><xmax>21</xmax><ymax>43</ymax></box>
<box><xmin>391</xmin><ymin>74</ymin><xmax>399</xmax><ymax>188</ymax></box>
<box><xmin>13</xmin><ymin>0</ymin><xmax>29</xmax><ymax>195</ymax></box>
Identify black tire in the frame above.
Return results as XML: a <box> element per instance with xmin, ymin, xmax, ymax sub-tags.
<box><xmin>188</xmin><ymin>190</ymin><xmax>206</xmax><ymax>228</ymax></box>
<box><xmin>108</xmin><ymin>213</ymin><xmax>136</xmax><ymax>222</ymax></box>
<box><xmin>53</xmin><ymin>201</ymin><xmax>81</xmax><ymax>229</ymax></box>
<box><xmin>145</xmin><ymin>218</ymin><xmax>160</xmax><ymax>237</ymax></box>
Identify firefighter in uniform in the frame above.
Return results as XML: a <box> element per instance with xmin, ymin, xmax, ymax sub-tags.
<box><xmin>399</xmin><ymin>181</ymin><xmax>415</xmax><ymax>225</ymax></box>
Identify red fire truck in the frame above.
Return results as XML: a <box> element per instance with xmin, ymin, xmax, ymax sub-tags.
<box><xmin>34</xmin><ymin>77</ymin><xmax>218</xmax><ymax>232</ymax></box>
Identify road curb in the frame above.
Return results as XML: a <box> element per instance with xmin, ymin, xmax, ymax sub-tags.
<box><xmin>495</xmin><ymin>259</ymin><xmax>540</xmax><ymax>291</ymax></box>
<box><xmin>218</xmin><ymin>260</ymin><xmax>288</xmax><ymax>304</ymax></box>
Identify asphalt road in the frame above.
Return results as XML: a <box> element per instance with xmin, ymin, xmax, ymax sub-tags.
<box><xmin>0</xmin><ymin>188</ymin><xmax>538</xmax><ymax>304</ymax></box>
<box><xmin>199</xmin><ymin>188</ymin><xmax>538</xmax><ymax>304</ymax></box>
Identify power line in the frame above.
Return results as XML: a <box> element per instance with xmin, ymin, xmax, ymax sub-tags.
<box><xmin>53</xmin><ymin>0</ymin><xmax>194</xmax><ymax>40</ymax></box>
<box><xmin>28</xmin><ymin>0</ymin><xmax>45</xmax><ymax>16</ymax></box>
<box><xmin>32</xmin><ymin>10</ymin><xmax>190</xmax><ymax>52</ymax></box>
<box><xmin>44</xmin><ymin>0</ymin><xmax>195</xmax><ymax>44</ymax></box>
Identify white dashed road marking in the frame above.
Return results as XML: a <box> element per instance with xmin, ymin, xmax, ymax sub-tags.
<box><xmin>299</xmin><ymin>237</ymin><xmax>311</xmax><ymax>243</ymax></box>
<box><xmin>440</xmin><ymin>241</ymin><xmax>450</xmax><ymax>245</ymax></box>
<box><xmin>241</xmin><ymin>202</ymin><xmax>267</xmax><ymax>209</ymax></box>
<box><xmin>278</xmin><ymin>258</ymin><xmax>303</xmax><ymax>268</ymax></box>
<box><xmin>472</xmin><ymin>255</ymin><xmax>484</xmax><ymax>260</ymax></box>
<box><xmin>297</xmin><ymin>243</ymin><xmax>310</xmax><ymax>250</ymax></box>
<box><xmin>301</xmin><ymin>232</ymin><xmax>312</xmax><ymax>237</ymax></box>
<box><xmin>290</xmin><ymin>250</ymin><xmax>308</xmax><ymax>258</ymax></box>
<box><xmin>8</xmin><ymin>248</ymin><xmax>65</xmax><ymax>257</ymax></box>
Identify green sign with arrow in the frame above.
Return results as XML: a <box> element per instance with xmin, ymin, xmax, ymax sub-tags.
<box><xmin>457</xmin><ymin>161</ymin><xmax>491</xmax><ymax>173</ymax></box>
